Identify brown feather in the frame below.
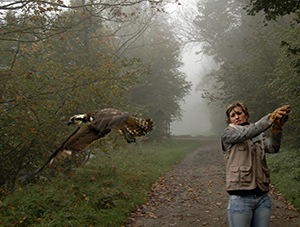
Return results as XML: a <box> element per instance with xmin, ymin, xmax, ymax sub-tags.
<box><xmin>64</xmin><ymin>125</ymin><xmax>111</xmax><ymax>151</ymax></box>
<box><xmin>19</xmin><ymin>109</ymin><xmax>153</xmax><ymax>180</ymax></box>
<box><xmin>55</xmin><ymin>108</ymin><xmax>153</xmax><ymax>161</ymax></box>
<box><xmin>123</xmin><ymin>116</ymin><xmax>153</xmax><ymax>136</ymax></box>
<box><xmin>55</xmin><ymin>108</ymin><xmax>153</xmax><ymax>159</ymax></box>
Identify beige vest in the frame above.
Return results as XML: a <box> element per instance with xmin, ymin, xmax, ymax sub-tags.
<box><xmin>224</xmin><ymin>135</ymin><xmax>270</xmax><ymax>192</ymax></box>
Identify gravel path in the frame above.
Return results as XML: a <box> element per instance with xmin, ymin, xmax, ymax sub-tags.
<box><xmin>125</xmin><ymin>137</ymin><xmax>300</xmax><ymax>227</ymax></box>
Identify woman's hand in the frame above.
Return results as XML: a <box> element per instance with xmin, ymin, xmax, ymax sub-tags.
<box><xmin>269</xmin><ymin>105</ymin><xmax>291</xmax><ymax>122</ymax></box>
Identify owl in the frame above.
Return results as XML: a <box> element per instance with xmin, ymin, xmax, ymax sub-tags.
<box><xmin>55</xmin><ymin>108</ymin><xmax>153</xmax><ymax>161</ymax></box>
<box><xmin>19</xmin><ymin>108</ymin><xmax>153</xmax><ymax>179</ymax></box>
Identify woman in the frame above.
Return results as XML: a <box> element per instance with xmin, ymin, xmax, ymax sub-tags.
<box><xmin>221</xmin><ymin>102</ymin><xmax>291</xmax><ymax>227</ymax></box>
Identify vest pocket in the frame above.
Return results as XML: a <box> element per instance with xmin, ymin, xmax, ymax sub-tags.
<box><xmin>228</xmin><ymin>166</ymin><xmax>252</xmax><ymax>183</ymax></box>
<box><xmin>240</xmin><ymin>166</ymin><xmax>252</xmax><ymax>183</ymax></box>
<box><xmin>228</xmin><ymin>166</ymin><xmax>239</xmax><ymax>183</ymax></box>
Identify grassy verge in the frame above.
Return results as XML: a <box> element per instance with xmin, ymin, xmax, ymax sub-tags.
<box><xmin>0</xmin><ymin>139</ymin><xmax>201</xmax><ymax>227</ymax></box>
<box><xmin>267</xmin><ymin>147</ymin><xmax>300</xmax><ymax>209</ymax></box>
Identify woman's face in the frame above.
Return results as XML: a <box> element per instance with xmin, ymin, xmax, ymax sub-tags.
<box><xmin>228</xmin><ymin>106</ymin><xmax>248</xmax><ymax>125</ymax></box>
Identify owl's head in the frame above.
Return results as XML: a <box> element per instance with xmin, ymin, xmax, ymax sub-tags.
<box><xmin>67</xmin><ymin>114</ymin><xmax>93</xmax><ymax>125</ymax></box>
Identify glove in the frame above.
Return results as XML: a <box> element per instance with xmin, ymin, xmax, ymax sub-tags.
<box><xmin>269</xmin><ymin>105</ymin><xmax>291</xmax><ymax>122</ymax></box>
<box><xmin>272</xmin><ymin>115</ymin><xmax>289</xmax><ymax>132</ymax></box>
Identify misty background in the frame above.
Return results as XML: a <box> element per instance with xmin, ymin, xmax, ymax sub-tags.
<box><xmin>171</xmin><ymin>46</ymin><xmax>214</xmax><ymax>136</ymax></box>
<box><xmin>1</xmin><ymin>0</ymin><xmax>299</xmax><ymax>191</ymax></box>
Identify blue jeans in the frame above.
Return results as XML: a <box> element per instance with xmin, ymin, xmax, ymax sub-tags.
<box><xmin>227</xmin><ymin>194</ymin><xmax>271</xmax><ymax>227</ymax></box>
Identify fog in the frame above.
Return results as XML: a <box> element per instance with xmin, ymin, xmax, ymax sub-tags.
<box><xmin>171</xmin><ymin>47</ymin><xmax>215</xmax><ymax>136</ymax></box>
<box><xmin>165</xmin><ymin>1</ymin><xmax>216</xmax><ymax>136</ymax></box>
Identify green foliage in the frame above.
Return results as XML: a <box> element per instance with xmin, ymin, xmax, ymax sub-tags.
<box><xmin>0</xmin><ymin>140</ymin><xmax>201</xmax><ymax>226</ymax></box>
<box><xmin>267</xmin><ymin>147</ymin><xmax>300</xmax><ymax>209</ymax></box>
<box><xmin>246</xmin><ymin>0</ymin><xmax>300</xmax><ymax>22</ymax></box>
<box><xmin>123</xmin><ymin>13</ymin><xmax>192</xmax><ymax>122</ymax></box>
<box><xmin>188</xmin><ymin>0</ymin><xmax>300</xmax><ymax>147</ymax></box>
<box><xmin>0</xmin><ymin>0</ymin><xmax>171</xmax><ymax>43</ymax></box>
<box><xmin>0</xmin><ymin>4</ymin><xmax>144</xmax><ymax>190</ymax></box>
<box><xmin>0</xmin><ymin>1</ymin><xmax>192</xmax><ymax>189</ymax></box>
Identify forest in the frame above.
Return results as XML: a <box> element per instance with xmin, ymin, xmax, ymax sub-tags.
<box><xmin>0</xmin><ymin>0</ymin><xmax>299</xmax><ymax>224</ymax></box>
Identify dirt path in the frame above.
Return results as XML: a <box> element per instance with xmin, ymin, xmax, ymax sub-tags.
<box><xmin>125</xmin><ymin>137</ymin><xmax>300</xmax><ymax>227</ymax></box>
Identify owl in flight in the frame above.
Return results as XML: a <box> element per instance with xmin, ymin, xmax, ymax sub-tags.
<box><xmin>20</xmin><ymin>108</ymin><xmax>153</xmax><ymax>179</ymax></box>
<box><xmin>55</xmin><ymin>108</ymin><xmax>154</xmax><ymax>160</ymax></box>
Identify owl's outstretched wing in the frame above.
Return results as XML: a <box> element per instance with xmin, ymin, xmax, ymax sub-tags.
<box><xmin>23</xmin><ymin>109</ymin><xmax>153</xmax><ymax>178</ymax></box>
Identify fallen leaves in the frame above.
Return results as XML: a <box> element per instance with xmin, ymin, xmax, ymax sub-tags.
<box><xmin>125</xmin><ymin>139</ymin><xmax>300</xmax><ymax>227</ymax></box>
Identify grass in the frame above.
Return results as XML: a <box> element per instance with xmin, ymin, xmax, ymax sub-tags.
<box><xmin>0</xmin><ymin>139</ymin><xmax>201</xmax><ymax>227</ymax></box>
<box><xmin>1</xmin><ymin>140</ymin><xmax>299</xmax><ymax>227</ymax></box>
<box><xmin>267</xmin><ymin>147</ymin><xmax>300</xmax><ymax>209</ymax></box>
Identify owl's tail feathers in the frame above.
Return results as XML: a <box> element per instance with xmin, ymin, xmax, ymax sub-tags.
<box><xmin>118</xmin><ymin>117</ymin><xmax>153</xmax><ymax>143</ymax></box>
<box><xmin>138</xmin><ymin>118</ymin><xmax>153</xmax><ymax>136</ymax></box>
<box><xmin>125</xmin><ymin>117</ymin><xmax>153</xmax><ymax>136</ymax></box>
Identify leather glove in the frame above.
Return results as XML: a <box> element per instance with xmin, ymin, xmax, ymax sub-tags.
<box><xmin>269</xmin><ymin>105</ymin><xmax>291</xmax><ymax>122</ymax></box>
<box><xmin>272</xmin><ymin>115</ymin><xmax>289</xmax><ymax>132</ymax></box>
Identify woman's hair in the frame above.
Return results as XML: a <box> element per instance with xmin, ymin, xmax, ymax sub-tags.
<box><xmin>225</xmin><ymin>102</ymin><xmax>249</xmax><ymax>123</ymax></box>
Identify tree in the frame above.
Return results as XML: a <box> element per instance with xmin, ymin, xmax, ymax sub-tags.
<box><xmin>245</xmin><ymin>0</ymin><xmax>300</xmax><ymax>74</ymax></box>
<box><xmin>0</xmin><ymin>0</ymin><xmax>190</xmax><ymax>190</ymax></box>
<box><xmin>171</xmin><ymin>0</ymin><xmax>300</xmax><ymax>146</ymax></box>
<box><xmin>122</xmin><ymin>13</ymin><xmax>192</xmax><ymax>136</ymax></box>
<box><xmin>0</xmin><ymin>2</ymin><xmax>146</xmax><ymax>190</ymax></box>
<box><xmin>245</xmin><ymin>0</ymin><xmax>300</xmax><ymax>146</ymax></box>
<box><xmin>0</xmin><ymin>0</ymin><xmax>177</xmax><ymax>43</ymax></box>
<box><xmin>246</xmin><ymin>0</ymin><xmax>300</xmax><ymax>22</ymax></box>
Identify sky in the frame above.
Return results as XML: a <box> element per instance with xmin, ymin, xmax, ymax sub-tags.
<box><xmin>171</xmin><ymin>47</ymin><xmax>214</xmax><ymax>136</ymax></box>
<box><xmin>165</xmin><ymin>1</ymin><xmax>216</xmax><ymax>136</ymax></box>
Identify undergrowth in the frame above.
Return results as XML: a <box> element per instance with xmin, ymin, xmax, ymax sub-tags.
<box><xmin>267</xmin><ymin>147</ymin><xmax>300</xmax><ymax>209</ymax></box>
<box><xmin>1</xmin><ymin>140</ymin><xmax>299</xmax><ymax>227</ymax></box>
<box><xmin>0</xmin><ymin>139</ymin><xmax>201</xmax><ymax>227</ymax></box>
